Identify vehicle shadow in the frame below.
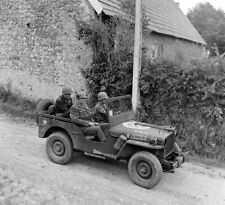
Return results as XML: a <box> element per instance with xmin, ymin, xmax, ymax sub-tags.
<box><xmin>70</xmin><ymin>152</ymin><xmax>129</xmax><ymax>182</ymax></box>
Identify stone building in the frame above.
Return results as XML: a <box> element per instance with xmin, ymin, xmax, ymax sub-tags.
<box><xmin>0</xmin><ymin>0</ymin><xmax>93</xmax><ymax>100</ymax></box>
<box><xmin>0</xmin><ymin>0</ymin><xmax>206</xmax><ymax>101</ymax></box>
<box><xmin>95</xmin><ymin>0</ymin><xmax>206</xmax><ymax>62</ymax></box>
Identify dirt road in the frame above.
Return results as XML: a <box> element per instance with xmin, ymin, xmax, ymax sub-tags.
<box><xmin>0</xmin><ymin>114</ymin><xmax>225</xmax><ymax>205</ymax></box>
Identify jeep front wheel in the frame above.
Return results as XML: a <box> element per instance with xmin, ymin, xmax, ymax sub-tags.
<box><xmin>46</xmin><ymin>132</ymin><xmax>73</xmax><ymax>165</ymax></box>
<box><xmin>128</xmin><ymin>151</ymin><xmax>162</xmax><ymax>189</ymax></box>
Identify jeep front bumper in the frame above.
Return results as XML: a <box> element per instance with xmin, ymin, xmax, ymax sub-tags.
<box><xmin>160</xmin><ymin>154</ymin><xmax>185</xmax><ymax>172</ymax></box>
<box><xmin>173</xmin><ymin>155</ymin><xmax>185</xmax><ymax>169</ymax></box>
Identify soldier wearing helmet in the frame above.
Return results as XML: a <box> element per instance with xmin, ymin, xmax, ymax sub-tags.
<box><xmin>48</xmin><ymin>86</ymin><xmax>73</xmax><ymax>118</ymax></box>
<box><xmin>94</xmin><ymin>92</ymin><xmax>109</xmax><ymax>123</ymax></box>
<box><xmin>70</xmin><ymin>90</ymin><xmax>106</xmax><ymax>142</ymax></box>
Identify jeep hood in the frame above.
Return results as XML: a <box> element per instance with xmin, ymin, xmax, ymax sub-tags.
<box><xmin>109</xmin><ymin>121</ymin><xmax>173</xmax><ymax>141</ymax></box>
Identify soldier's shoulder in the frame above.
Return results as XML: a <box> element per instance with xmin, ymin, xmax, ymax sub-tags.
<box><xmin>56</xmin><ymin>95</ymin><xmax>63</xmax><ymax>101</ymax></box>
<box><xmin>95</xmin><ymin>102</ymin><xmax>101</xmax><ymax>109</ymax></box>
<box><xmin>55</xmin><ymin>95</ymin><xmax>62</xmax><ymax>104</ymax></box>
<box><xmin>71</xmin><ymin>103</ymin><xmax>77</xmax><ymax>108</ymax></box>
<box><xmin>71</xmin><ymin>102</ymin><xmax>82</xmax><ymax>110</ymax></box>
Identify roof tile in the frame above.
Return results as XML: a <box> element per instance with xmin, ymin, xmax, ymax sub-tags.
<box><xmin>98</xmin><ymin>0</ymin><xmax>206</xmax><ymax>45</ymax></box>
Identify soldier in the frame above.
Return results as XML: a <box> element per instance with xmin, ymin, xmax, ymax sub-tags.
<box><xmin>48</xmin><ymin>86</ymin><xmax>73</xmax><ymax>118</ymax></box>
<box><xmin>94</xmin><ymin>92</ymin><xmax>109</xmax><ymax>123</ymax></box>
<box><xmin>70</xmin><ymin>91</ymin><xmax>106</xmax><ymax>142</ymax></box>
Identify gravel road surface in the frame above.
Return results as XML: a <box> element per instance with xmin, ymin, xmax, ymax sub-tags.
<box><xmin>0</xmin><ymin>114</ymin><xmax>225</xmax><ymax>205</ymax></box>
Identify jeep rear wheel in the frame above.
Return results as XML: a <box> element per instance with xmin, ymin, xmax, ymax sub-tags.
<box><xmin>128</xmin><ymin>151</ymin><xmax>162</xmax><ymax>189</ymax></box>
<box><xmin>46</xmin><ymin>132</ymin><xmax>73</xmax><ymax>165</ymax></box>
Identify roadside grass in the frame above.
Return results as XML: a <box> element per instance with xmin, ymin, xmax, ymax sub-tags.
<box><xmin>0</xmin><ymin>84</ymin><xmax>38</xmax><ymax>120</ymax></box>
<box><xmin>185</xmin><ymin>154</ymin><xmax>225</xmax><ymax>169</ymax></box>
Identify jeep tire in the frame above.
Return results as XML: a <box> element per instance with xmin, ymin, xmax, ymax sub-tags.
<box><xmin>36</xmin><ymin>99</ymin><xmax>53</xmax><ymax>124</ymax></box>
<box><xmin>128</xmin><ymin>151</ymin><xmax>162</xmax><ymax>189</ymax></box>
<box><xmin>46</xmin><ymin>132</ymin><xmax>73</xmax><ymax>165</ymax></box>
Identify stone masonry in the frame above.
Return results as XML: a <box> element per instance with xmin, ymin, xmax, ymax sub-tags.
<box><xmin>0</xmin><ymin>0</ymin><xmax>93</xmax><ymax>100</ymax></box>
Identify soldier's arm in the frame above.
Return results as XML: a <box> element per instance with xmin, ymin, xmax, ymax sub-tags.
<box><xmin>96</xmin><ymin>106</ymin><xmax>108</xmax><ymax>118</ymax></box>
<box><xmin>74</xmin><ymin>118</ymin><xmax>91</xmax><ymax>127</ymax></box>
<box><xmin>98</xmin><ymin>111</ymin><xmax>107</xmax><ymax>117</ymax></box>
<box><xmin>55</xmin><ymin>98</ymin><xmax>70</xmax><ymax>115</ymax></box>
<box><xmin>55</xmin><ymin>100</ymin><xmax>70</xmax><ymax>117</ymax></box>
<box><xmin>96</xmin><ymin>105</ymin><xmax>106</xmax><ymax>114</ymax></box>
<box><xmin>55</xmin><ymin>98</ymin><xmax>62</xmax><ymax>107</ymax></box>
<box><xmin>70</xmin><ymin>107</ymin><xmax>90</xmax><ymax>127</ymax></box>
<box><xmin>56</xmin><ymin>110</ymin><xmax>70</xmax><ymax>118</ymax></box>
<box><xmin>55</xmin><ymin>98</ymin><xmax>65</xmax><ymax>112</ymax></box>
<box><xmin>67</xmin><ymin>98</ymin><xmax>73</xmax><ymax>109</ymax></box>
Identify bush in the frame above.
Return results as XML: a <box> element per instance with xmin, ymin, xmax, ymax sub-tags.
<box><xmin>139</xmin><ymin>58</ymin><xmax>225</xmax><ymax>160</ymax></box>
<box><xmin>76</xmin><ymin>10</ymin><xmax>225</xmax><ymax>161</ymax></box>
<box><xmin>0</xmin><ymin>82</ymin><xmax>38</xmax><ymax>119</ymax></box>
<box><xmin>76</xmin><ymin>15</ymin><xmax>135</xmax><ymax>96</ymax></box>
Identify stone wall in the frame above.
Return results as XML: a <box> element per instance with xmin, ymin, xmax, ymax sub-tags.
<box><xmin>0</xmin><ymin>0</ymin><xmax>207</xmax><ymax>101</ymax></box>
<box><xmin>143</xmin><ymin>32</ymin><xmax>207</xmax><ymax>63</ymax></box>
<box><xmin>0</xmin><ymin>0</ymin><xmax>93</xmax><ymax>100</ymax></box>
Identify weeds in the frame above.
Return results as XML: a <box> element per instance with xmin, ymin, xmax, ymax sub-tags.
<box><xmin>0</xmin><ymin>82</ymin><xmax>38</xmax><ymax>119</ymax></box>
<box><xmin>76</xmin><ymin>6</ymin><xmax>225</xmax><ymax>161</ymax></box>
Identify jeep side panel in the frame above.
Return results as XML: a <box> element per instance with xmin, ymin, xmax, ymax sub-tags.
<box><xmin>38</xmin><ymin>114</ymin><xmax>120</xmax><ymax>157</ymax></box>
<box><xmin>70</xmin><ymin>132</ymin><xmax>119</xmax><ymax>157</ymax></box>
<box><xmin>116</xmin><ymin>140</ymin><xmax>165</xmax><ymax>160</ymax></box>
<box><xmin>38</xmin><ymin>114</ymin><xmax>82</xmax><ymax>137</ymax></box>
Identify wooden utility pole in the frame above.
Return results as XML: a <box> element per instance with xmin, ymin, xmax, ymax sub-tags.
<box><xmin>132</xmin><ymin>0</ymin><xmax>142</xmax><ymax>111</ymax></box>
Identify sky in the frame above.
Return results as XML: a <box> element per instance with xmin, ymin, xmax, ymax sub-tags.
<box><xmin>175</xmin><ymin>0</ymin><xmax>225</xmax><ymax>14</ymax></box>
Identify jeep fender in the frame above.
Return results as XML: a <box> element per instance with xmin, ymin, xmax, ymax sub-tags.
<box><xmin>126</xmin><ymin>140</ymin><xmax>164</xmax><ymax>150</ymax></box>
<box><xmin>116</xmin><ymin>140</ymin><xmax>164</xmax><ymax>159</ymax></box>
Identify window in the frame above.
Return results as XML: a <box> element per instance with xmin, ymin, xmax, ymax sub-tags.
<box><xmin>150</xmin><ymin>44</ymin><xmax>163</xmax><ymax>60</ymax></box>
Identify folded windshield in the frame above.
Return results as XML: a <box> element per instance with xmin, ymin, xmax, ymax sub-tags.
<box><xmin>108</xmin><ymin>97</ymin><xmax>133</xmax><ymax>116</ymax></box>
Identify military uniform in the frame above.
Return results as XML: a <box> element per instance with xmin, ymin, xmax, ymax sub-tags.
<box><xmin>94</xmin><ymin>102</ymin><xmax>108</xmax><ymax>123</ymax></box>
<box><xmin>48</xmin><ymin>95</ymin><xmax>72</xmax><ymax>118</ymax></box>
<box><xmin>94</xmin><ymin>91</ymin><xmax>109</xmax><ymax>123</ymax></box>
<box><xmin>70</xmin><ymin>99</ymin><xmax>106</xmax><ymax>142</ymax></box>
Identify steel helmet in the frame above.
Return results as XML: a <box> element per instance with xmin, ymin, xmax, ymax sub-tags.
<box><xmin>62</xmin><ymin>86</ymin><xmax>73</xmax><ymax>95</ymax></box>
<box><xmin>97</xmin><ymin>92</ymin><xmax>109</xmax><ymax>101</ymax></box>
<box><xmin>77</xmin><ymin>90</ymin><xmax>87</xmax><ymax>99</ymax></box>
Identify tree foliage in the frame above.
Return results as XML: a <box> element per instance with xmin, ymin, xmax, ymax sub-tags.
<box><xmin>139</xmin><ymin>58</ymin><xmax>225</xmax><ymax>158</ymax></box>
<box><xmin>187</xmin><ymin>3</ymin><xmax>225</xmax><ymax>55</ymax></box>
<box><xmin>76</xmin><ymin>16</ymin><xmax>134</xmax><ymax>96</ymax></box>
<box><xmin>75</xmin><ymin>2</ymin><xmax>225</xmax><ymax>161</ymax></box>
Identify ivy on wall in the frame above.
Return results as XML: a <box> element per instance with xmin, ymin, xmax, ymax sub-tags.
<box><xmin>76</xmin><ymin>2</ymin><xmax>225</xmax><ymax>160</ymax></box>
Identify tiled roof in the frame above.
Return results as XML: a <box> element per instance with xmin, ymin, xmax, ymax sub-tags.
<box><xmin>97</xmin><ymin>0</ymin><xmax>206</xmax><ymax>45</ymax></box>
<box><xmin>98</xmin><ymin>0</ymin><xmax>123</xmax><ymax>16</ymax></box>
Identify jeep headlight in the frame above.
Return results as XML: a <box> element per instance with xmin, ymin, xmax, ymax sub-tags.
<box><xmin>156</xmin><ymin>138</ymin><xmax>165</xmax><ymax>146</ymax></box>
<box><xmin>148</xmin><ymin>137</ymin><xmax>157</xmax><ymax>145</ymax></box>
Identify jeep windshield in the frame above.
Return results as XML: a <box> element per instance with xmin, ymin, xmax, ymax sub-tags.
<box><xmin>108</xmin><ymin>95</ymin><xmax>133</xmax><ymax>116</ymax></box>
<box><xmin>106</xmin><ymin>95</ymin><xmax>135</xmax><ymax>127</ymax></box>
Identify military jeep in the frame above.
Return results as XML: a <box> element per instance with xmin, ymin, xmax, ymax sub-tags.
<box><xmin>37</xmin><ymin>95</ymin><xmax>184</xmax><ymax>189</ymax></box>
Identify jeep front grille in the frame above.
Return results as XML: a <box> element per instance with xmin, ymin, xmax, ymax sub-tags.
<box><xmin>164</xmin><ymin>133</ymin><xmax>175</xmax><ymax>158</ymax></box>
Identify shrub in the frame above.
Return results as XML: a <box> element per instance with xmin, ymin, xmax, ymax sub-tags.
<box><xmin>139</xmin><ymin>58</ymin><xmax>225</xmax><ymax>160</ymax></box>
<box><xmin>0</xmin><ymin>82</ymin><xmax>38</xmax><ymax>119</ymax></box>
<box><xmin>76</xmin><ymin>10</ymin><xmax>225</xmax><ymax>161</ymax></box>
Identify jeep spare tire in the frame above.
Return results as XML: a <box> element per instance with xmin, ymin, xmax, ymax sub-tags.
<box><xmin>46</xmin><ymin>132</ymin><xmax>73</xmax><ymax>165</ymax></box>
<box><xmin>128</xmin><ymin>151</ymin><xmax>162</xmax><ymax>189</ymax></box>
<box><xmin>35</xmin><ymin>99</ymin><xmax>53</xmax><ymax>124</ymax></box>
